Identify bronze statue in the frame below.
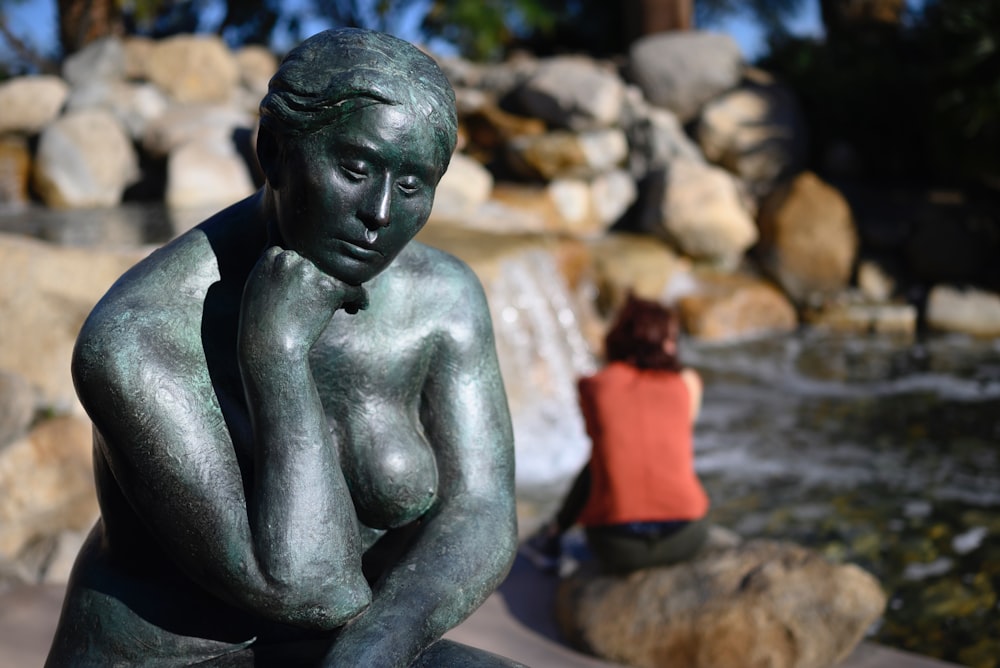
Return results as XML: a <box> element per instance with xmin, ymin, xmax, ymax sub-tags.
<box><xmin>47</xmin><ymin>28</ymin><xmax>521</xmax><ymax>667</ymax></box>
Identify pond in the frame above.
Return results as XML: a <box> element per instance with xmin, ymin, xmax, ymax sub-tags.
<box><xmin>685</xmin><ymin>331</ymin><xmax>1000</xmax><ymax>667</ymax></box>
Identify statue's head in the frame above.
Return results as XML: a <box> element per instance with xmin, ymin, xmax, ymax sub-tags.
<box><xmin>255</xmin><ymin>29</ymin><xmax>459</xmax><ymax>286</ymax></box>
<box><xmin>258</xmin><ymin>28</ymin><xmax>458</xmax><ymax>178</ymax></box>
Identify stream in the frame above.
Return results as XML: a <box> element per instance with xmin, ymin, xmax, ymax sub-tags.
<box><xmin>685</xmin><ymin>331</ymin><xmax>1000</xmax><ymax>667</ymax></box>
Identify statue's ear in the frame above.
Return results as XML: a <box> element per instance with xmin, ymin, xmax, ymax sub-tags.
<box><xmin>256</xmin><ymin>125</ymin><xmax>283</xmax><ymax>188</ymax></box>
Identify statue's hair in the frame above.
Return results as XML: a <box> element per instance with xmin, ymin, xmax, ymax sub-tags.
<box><xmin>259</xmin><ymin>28</ymin><xmax>458</xmax><ymax>172</ymax></box>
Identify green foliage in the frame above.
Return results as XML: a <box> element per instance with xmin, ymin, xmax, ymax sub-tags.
<box><xmin>760</xmin><ymin>0</ymin><xmax>1000</xmax><ymax>187</ymax></box>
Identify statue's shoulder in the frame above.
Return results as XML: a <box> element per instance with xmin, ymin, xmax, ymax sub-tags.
<box><xmin>395</xmin><ymin>240</ymin><xmax>486</xmax><ymax>299</ymax></box>
<box><xmin>389</xmin><ymin>241</ymin><xmax>493</xmax><ymax>345</ymax></box>
<box><xmin>73</xmin><ymin>230</ymin><xmax>218</xmax><ymax>387</ymax></box>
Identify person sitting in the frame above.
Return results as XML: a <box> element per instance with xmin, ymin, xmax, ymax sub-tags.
<box><xmin>46</xmin><ymin>28</ymin><xmax>521</xmax><ymax>667</ymax></box>
<box><xmin>525</xmin><ymin>293</ymin><xmax>708</xmax><ymax>575</ymax></box>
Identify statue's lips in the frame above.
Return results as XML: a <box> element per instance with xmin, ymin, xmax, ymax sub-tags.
<box><xmin>335</xmin><ymin>238</ymin><xmax>384</xmax><ymax>261</ymax></box>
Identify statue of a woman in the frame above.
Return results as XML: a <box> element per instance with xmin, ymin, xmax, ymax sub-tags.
<box><xmin>46</xmin><ymin>28</ymin><xmax>521</xmax><ymax>667</ymax></box>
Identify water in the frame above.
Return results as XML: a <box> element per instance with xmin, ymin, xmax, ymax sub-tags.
<box><xmin>683</xmin><ymin>332</ymin><xmax>1000</xmax><ymax>666</ymax></box>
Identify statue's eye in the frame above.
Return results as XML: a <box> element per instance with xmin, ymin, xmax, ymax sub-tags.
<box><xmin>341</xmin><ymin>161</ymin><xmax>368</xmax><ymax>180</ymax></box>
<box><xmin>397</xmin><ymin>177</ymin><xmax>420</xmax><ymax>195</ymax></box>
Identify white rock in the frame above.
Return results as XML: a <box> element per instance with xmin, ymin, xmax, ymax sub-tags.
<box><xmin>32</xmin><ymin>108</ymin><xmax>139</xmax><ymax>208</ymax></box>
<box><xmin>166</xmin><ymin>138</ymin><xmax>255</xmax><ymax>210</ymax></box>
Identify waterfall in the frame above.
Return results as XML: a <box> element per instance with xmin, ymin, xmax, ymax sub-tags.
<box><xmin>483</xmin><ymin>248</ymin><xmax>599</xmax><ymax>496</ymax></box>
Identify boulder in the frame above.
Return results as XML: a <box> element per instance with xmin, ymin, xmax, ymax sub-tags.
<box><xmin>65</xmin><ymin>80</ymin><xmax>170</xmax><ymax>139</ymax></box>
<box><xmin>0</xmin><ymin>370</ymin><xmax>34</xmax><ymax>451</ymax></box>
<box><xmin>142</xmin><ymin>104</ymin><xmax>254</xmax><ymax>158</ymax></box>
<box><xmin>122</xmin><ymin>35</ymin><xmax>155</xmax><ymax>81</ymax></box>
<box><xmin>696</xmin><ymin>70</ymin><xmax>808</xmax><ymax>199</ymax></box>
<box><xmin>925</xmin><ymin>285</ymin><xmax>1000</xmax><ymax>337</ymax></box>
<box><xmin>621</xmin><ymin>89</ymin><xmax>704</xmax><ymax>178</ymax></box>
<box><xmin>627</xmin><ymin>31</ymin><xmax>743</xmax><ymax>122</ymax></box>
<box><xmin>0</xmin><ymin>416</ymin><xmax>97</xmax><ymax>564</ymax></box>
<box><xmin>675</xmin><ymin>271</ymin><xmax>798</xmax><ymax>341</ymax></box>
<box><xmin>146</xmin><ymin>34</ymin><xmax>240</xmax><ymax>104</ymax></box>
<box><xmin>589</xmin><ymin>169</ymin><xmax>637</xmax><ymax>228</ymax></box>
<box><xmin>645</xmin><ymin>159</ymin><xmax>758</xmax><ymax>268</ymax></box>
<box><xmin>586</xmin><ymin>233</ymin><xmax>690</xmax><ymax>315</ymax></box>
<box><xmin>505</xmin><ymin>128</ymin><xmax>628</xmax><ymax>180</ymax></box>
<box><xmin>478</xmin><ymin>182</ymin><xmax>602</xmax><ymax>237</ymax></box>
<box><xmin>556</xmin><ymin>539</ymin><xmax>886</xmax><ymax>668</ymax></box>
<box><xmin>459</xmin><ymin>99</ymin><xmax>546</xmax><ymax>164</ymax></box>
<box><xmin>165</xmin><ymin>138</ymin><xmax>255</xmax><ymax>210</ymax></box>
<box><xmin>803</xmin><ymin>297</ymin><xmax>917</xmax><ymax>336</ymax></box>
<box><xmin>515</xmin><ymin>56</ymin><xmax>625</xmax><ymax>130</ymax></box>
<box><xmin>757</xmin><ymin>172</ymin><xmax>858</xmax><ymax>305</ymax></box>
<box><xmin>0</xmin><ymin>76</ymin><xmax>69</xmax><ymax>135</ymax></box>
<box><xmin>235</xmin><ymin>44</ymin><xmax>278</xmax><ymax>98</ymax></box>
<box><xmin>0</xmin><ymin>135</ymin><xmax>32</xmax><ymax>208</ymax></box>
<box><xmin>61</xmin><ymin>36</ymin><xmax>125</xmax><ymax>89</ymax></box>
<box><xmin>0</xmin><ymin>234</ymin><xmax>149</xmax><ymax>412</ymax></box>
<box><xmin>31</xmin><ymin>108</ymin><xmax>139</xmax><ymax>209</ymax></box>
<box><xmin>431</xmin><ymin>152</ymin><xmax>494</xmax><ymax>222</ymax></box>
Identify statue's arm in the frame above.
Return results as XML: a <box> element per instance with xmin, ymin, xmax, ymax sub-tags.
<box><xmin>324</xmin><ymin>267</ymin><xmax>517</xmax><ymax>667</ymax></box>
<box><xmin>72</xmin><ymin>250</ymin><xmax>371</xmax><ymax>630</ymax></box>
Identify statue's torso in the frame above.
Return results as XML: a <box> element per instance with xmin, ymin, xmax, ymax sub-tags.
<box><xmin>88</xmin><ymin>222</ymin><xmax>450</xmax><ymax>590</ymax></box>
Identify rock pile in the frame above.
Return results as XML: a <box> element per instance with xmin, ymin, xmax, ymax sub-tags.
<box><xmin>5</xmin><ymin>29</ymin><xmax>997</xmax><ymax>339</ymax></box>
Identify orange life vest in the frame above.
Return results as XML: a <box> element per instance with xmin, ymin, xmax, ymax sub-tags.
<box><xmin>577</xmin><ymin>362</ymin><xmax>708</xmax><ymax>526</ymax></box>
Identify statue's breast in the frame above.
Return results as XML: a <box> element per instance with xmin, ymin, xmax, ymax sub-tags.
<box><xmin>334</xmin><ymin>406</ymin><xmax>438</xmax><ymax>530</ymax></box>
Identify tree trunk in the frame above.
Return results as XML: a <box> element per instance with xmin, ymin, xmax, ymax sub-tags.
<box><xmin>624</xmin><ymin>0</ymin><xmax>693</xmax><ymax>43</ymax></box>
<box><xmin>57</xmin><ymin>0</ymin><xmax>124</xmax><ymax>56</ymax></box>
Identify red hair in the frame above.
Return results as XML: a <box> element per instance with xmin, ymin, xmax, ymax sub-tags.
<box><xmin>604</xmin><ymin>293</ymin><xmax>681</xmax><ymax>371</ymax></box>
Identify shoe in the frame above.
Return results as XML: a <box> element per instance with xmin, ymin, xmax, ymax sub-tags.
<box><xmin>520</xmin><ymin>529</ymin><xmax>561</xmax><ymax>574</ymax></box>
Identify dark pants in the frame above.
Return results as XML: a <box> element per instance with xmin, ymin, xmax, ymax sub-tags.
<box><xmin>585</xmin><ymin>517</ymin><xmax>709</xmax><ymax>575</ymax></box>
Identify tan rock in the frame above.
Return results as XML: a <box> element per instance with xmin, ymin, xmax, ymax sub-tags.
<box><xmin>166</xmin><ymin>138</ymin><xmax>255</xmax><ymax>210</ymax></box>
<box><xmin>461</xmin><ymin>101</ymin><xmax>546</xmax><ymax>164</ymax></box>
<box><xmin>506</xmin><ymin>129</ymin><xmax>628</xmax><ymax>180</ymax></box>
<box><xmin>0</xmin><ymin>135</ymin><xmax>31</xmax><ymax>207</ymax></box>
<box><xmin>587</xmin><ymin>233</ymin><xmax>689</xmax><ymax>316</ymax></box>
<box><xmin>556</xmin><ymin>540</ymin><xmax>886</xmax><ymax>668</ymax></box>
<box><xmin>146</xmin><ymin>34</ymin><xmax>240</xmax><ymax>104</ymax></box>
<box><xmin>677</xmin><ymin>271</ymin><xmax>798</xmax><ymax>341</ymax></box>
<box><xmin>235</xmin><ymin>44</ymin><xmax>278</xmax><ymax>98</ymax></box>
<box><xmin>142</xmin><ymin>103</ymin><xmax>253</xmax><ymax>158</ymax></box>
<box><xmin>0</xmin><ymin>370</ymin><xmax>34</xmax><ymax>451</ymax></box>
<box><xmin>0</xmin><ymin>233</ymin><xmax>149</xmax><ymax>412</ymax></box>
<box><xmin>122</xmin><ymin>35</ymin><xmax>155</xmax><ymax>81</ymax></box>
<box><xmin>431</xmin><ymin>152</ymin><xmax>494</xmax><ymax>222</ymax></box>
<box><xmin>657</xmin><ymin>159</ymin><xmax>758</xmax><ymax>268</ymax></box>
<box><xmin>0</xmin><ymin>416</ymin><xmax>97</xmax><ymax>561</ymax></box>
<box><xmin>697</xmin><ymin>72</ymin><xmax>807</xmax><ymax>199</ymax></box>
<box><xmin>470</xmin><ymin>183</ymin><xmax>602</xmax><ymax>236</ymax></box>
<box><xmin>757</xmin><ymin>172</ymin><xmax>858</xmax><ymax>305</ymax></box>
<box><xmin>804</xmin><ymin>295</ymin><xmax>916</xmax><ymax>337</ymax></box>
<box><xmin>925</xmin><ymin>285</ymin><xmax>1000</xmax><ymax>337</ymax></box>
<box><xmin>0</xmin><ymin>76</ymin><xmax>69</xmax><ymax>135</ymax></box>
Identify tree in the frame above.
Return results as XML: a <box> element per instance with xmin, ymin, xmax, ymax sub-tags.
<box><xmin>57</xmin><ymin>0</ymin><xmax>124</xmax><ymax>54</ymax></box>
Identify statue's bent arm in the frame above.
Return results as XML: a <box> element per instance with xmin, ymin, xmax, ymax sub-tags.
<box><xmin>72</xmin><ymin>302</ymin><xmax>370</xmax><ymax>631</ymax></box>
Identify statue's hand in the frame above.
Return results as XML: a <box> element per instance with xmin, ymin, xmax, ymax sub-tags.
<box><xmin>240</xmin><ymin>246</ymin><xmax>368</xmax><ymax>360</ymax></box>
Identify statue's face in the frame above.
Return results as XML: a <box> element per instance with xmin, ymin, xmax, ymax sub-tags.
<box><xmin>272</xmin><ymin>103</ymin><xmax>444</xmax><ymax>286</ymax></box>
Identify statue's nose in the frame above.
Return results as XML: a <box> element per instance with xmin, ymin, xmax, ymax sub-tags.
<box><xmin>362</xmin><ymin>175</ymin><xmax>392</xmax><ymax>230</ymax></box>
